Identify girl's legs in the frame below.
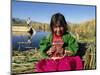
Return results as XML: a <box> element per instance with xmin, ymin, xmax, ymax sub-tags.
<box><xmin>43</xmin><ymin>59</ymin><xmax>58</xmax><ymax>72</ymax></box>
<box><xmin>58</xmin><ymin>56</ymin><xmax>83</xmax><ymax>71</ymax></box>
<box><xmin>58</xmin><ymin>57</ymin><xmax>71</xmax><ymax>71</ymax></box>
<box><xmin>35</xmin><ymin>59</ymin><xmax>58</xmax><ymax>72</ymax></box>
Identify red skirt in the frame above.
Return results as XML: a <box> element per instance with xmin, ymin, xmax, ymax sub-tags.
<box><xmin>35</xmin><ymin>56</ymin><xmax>83</xmax><ymax>72</ymax></box>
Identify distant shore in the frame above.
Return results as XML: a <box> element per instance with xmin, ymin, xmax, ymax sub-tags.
<box><xmin>12</xmin><ymin>26</ymin><xmax>30</xmax><ymax>36</ymax></box>
<box><xmin>12</xmin><ymin>26</ymin><xmax>29</xmax><ymax>32</ymax></box>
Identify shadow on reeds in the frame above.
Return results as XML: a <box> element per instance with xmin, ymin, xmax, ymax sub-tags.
<box><xmin>76</xmin><ymin>42</ymin><xmax>87</xmax><ymax>58</ymax></box>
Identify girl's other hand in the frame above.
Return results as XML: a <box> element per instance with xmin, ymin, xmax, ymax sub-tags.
<box><xmin>64</xmin><ymin>50</ymin><xmax>73</xmax><ymax>56</ymax></box>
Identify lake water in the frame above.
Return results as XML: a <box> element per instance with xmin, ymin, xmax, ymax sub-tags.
<box><xmin>12</xmin><ymin>31</ymin><xmax>49</xmax><ymax>50</ymax></box>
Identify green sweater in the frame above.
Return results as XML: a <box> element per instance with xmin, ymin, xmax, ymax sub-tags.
<box><xmin>39</xmin><ymin>32</ymin><xmax>79</xmax><ymax>58</ymax></box>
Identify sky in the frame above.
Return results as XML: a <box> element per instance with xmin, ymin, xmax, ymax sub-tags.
<box><xmin>12</xmin><ymin>0</ymin><xmax>96</xmax><ymax>24</ymax></box>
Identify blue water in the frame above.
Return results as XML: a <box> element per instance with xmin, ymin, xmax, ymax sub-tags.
<box><xmin>12</xmin><ymin>31</ymin><xmax>49</xmax><ymax>50</ymax></box>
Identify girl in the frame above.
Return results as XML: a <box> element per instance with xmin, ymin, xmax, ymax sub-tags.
<box><xmin>35</xmin><ymin>13</ymin><xmax>83</xmax><ymax>72</ymax></box>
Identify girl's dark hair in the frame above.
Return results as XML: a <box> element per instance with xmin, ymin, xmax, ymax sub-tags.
<box><xmin>50</xmin><ymin>13</ymin><xmax>68</xmax><ymax>33</ymax></box>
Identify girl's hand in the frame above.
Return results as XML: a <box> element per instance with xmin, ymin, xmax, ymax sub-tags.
<box><xmin>64</xmin><ymin>50</ymin><xmax>73</xmax><ymax>56</ymax></box>
<box><xmin>46</xmin><ymin>46</ymin><xmax>55</xmax><ymax>55</ymax></box>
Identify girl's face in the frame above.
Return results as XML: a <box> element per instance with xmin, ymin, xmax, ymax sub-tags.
<box><xmin>53</xmin><ymin>24</ymin><xmax>64</xmax><ymax>36</ymax></box>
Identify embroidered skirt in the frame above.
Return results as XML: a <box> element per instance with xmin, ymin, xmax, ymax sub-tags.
<box><xmin>35</xmin><ymin>56</ymin><xmax>83</xmax><ymax>72</ymax></box>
